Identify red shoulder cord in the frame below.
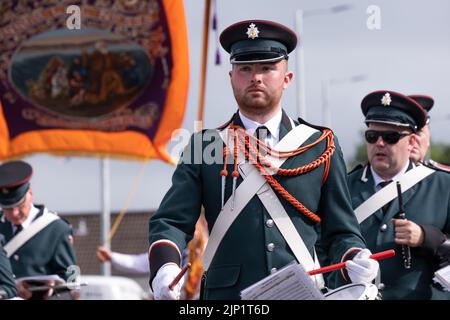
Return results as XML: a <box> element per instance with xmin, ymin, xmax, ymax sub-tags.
<box><xmin>221</xmin><ymin>125</ymin><xmax>335</xmax><ymax>224</ymax></box>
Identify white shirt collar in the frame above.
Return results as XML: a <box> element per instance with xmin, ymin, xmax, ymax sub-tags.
<box><xmin>371</xmin><ymin>161</ymin><xmax>411</xmax><ymax>190</ymax></box>
<box><xmin>238</xmin><ymin>109</ymin><xmax>282</xmax><ymax>140</ymax></box>
<box><xmin>20</xmin><ymin>204</ymin><xmax>40</xmax><ymax>230</ymax></box>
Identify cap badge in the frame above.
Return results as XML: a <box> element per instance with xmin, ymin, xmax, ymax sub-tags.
<box><xmin>381</xmin><ymin>92</ymin><xmax>392</xmax><ymax>106</ymax></box>
<box><xmin>1</xmin><ymin>188</ymin><xmax>9</xmax><ymax>195</ymax></box>
<box><xmin>246</xmin><ymin>23</ymin><xmax>260</xmax><ymax>39</ymax></box>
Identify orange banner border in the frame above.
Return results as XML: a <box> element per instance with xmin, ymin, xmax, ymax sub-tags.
<box><xmin>0</xmin><ymin>0</ymin><xmax>189</xmax><ymax>163</ymax></box>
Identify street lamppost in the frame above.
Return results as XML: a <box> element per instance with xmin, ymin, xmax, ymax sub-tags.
<box><xmin>321</xmin><ymin>74</ymin><xmax>367</xmax><ymax>127</ymax></box>
<box><xmin>100</xmin><ymin>157</ymin><xmax>111</xmax><ymax>276</ymax></box>
<box><xmin>295</xmin><ymin>4</ymin><xmax>353</xmax><ymax>120</ymax></box>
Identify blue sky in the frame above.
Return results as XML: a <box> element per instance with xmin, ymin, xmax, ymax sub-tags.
<box><xmin>22</xmin><ymin>0</ymin><xmax>450</xmax><ymax>213</ymax></box>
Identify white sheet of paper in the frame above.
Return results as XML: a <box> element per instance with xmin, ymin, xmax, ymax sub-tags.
<box><xmin>433</xmin><ymin>264</ymin><xmax>450</xmax><ymax>291</ymax></box>
<box><xmin>15</xmin><ymin>274</ymin><xmax>65</xmax><ymax>283</ymax></box>
<box><xmin>240</xmin><ymin>261</ymin><xmax>325</xmax><ymax>300</ymax></box>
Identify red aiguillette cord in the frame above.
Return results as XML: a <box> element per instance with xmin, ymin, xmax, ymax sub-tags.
<box><xmin>307</xmin><ymin>249</ymin><xmax>395</xmax><ymax>276</ymax></box>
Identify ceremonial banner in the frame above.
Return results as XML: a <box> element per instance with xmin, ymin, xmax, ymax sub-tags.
<box><xmin>0</xmin><ymin>0</ymin><xmax>189</xmax><ymax>163</ymax></box>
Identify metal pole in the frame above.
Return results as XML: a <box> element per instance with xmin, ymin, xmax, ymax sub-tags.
<box><xmin>294</xmin><ymin>4</ymin><xmax>354</xmax><ymax>121</ymax></box>
<box><xmin>100</xmin><ymin>157</ymin><xmax>111</xmax><ymax>276</ymax></box>
<box><xmin>295</xmin><ymin>10</ymin><xmax>307</xmax><ymax>120</ymax></box>
<box><xmin>322</xmin><ymin>74</ymin><xmax>367</xmax><ymax>128</ymax></box>
<box><xmin>196</xmin><ymin>0</ymin><xmax>212</xmax><ymax>132</ymax></box>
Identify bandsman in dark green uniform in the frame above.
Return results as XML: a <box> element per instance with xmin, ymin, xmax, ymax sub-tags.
<box><xmin>0</xmin><ymin>234</ymin><xmax>16</xmax><ymax>299</ymax></box>
<box><xmin>0</xmin><ymin>160</ymin><xmax>78</xmax><ymax>299</ymax></box>
<box><xmin>407</xmin><ymin>94</ymin><xmax>450</xmax><ymax>299</ymax></box>
<box><xmin>347</xmin><ymin>90</ymin><xmax>450</xmax><ymax>299</ymax></box>
<box><xmin>148</xmin><ymin>20</ymin><xmax>379</xmax><ymax>300</ymax></box>
<box><xmin>408</xmin><ymin>94</ymin><xmax>450</xmax><ymax>172</ymax></box>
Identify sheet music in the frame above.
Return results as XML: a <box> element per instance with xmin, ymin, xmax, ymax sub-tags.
<box><xmin>433</xmin><ymin>264</ymin><xmax>450</xmax><ymax>291</ymax></box>
<box><xmin>15</xmin><ymin>274</ymin><xmax>68</xmax><ymax>293</ymax></box>
<box><xmin>240</xmin><ymin>261</ymin><xmax>325</xmax><ymax>300</ymax></box>
<box><xmin>16</xmin><ymin>274</ymin><xmax>65</xmax><ymax>284</ymax></box>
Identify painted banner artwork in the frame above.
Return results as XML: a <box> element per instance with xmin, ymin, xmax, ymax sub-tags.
<box><xmin>0</xmin><ymin>0</ymin><xmax>189</xmax><ymax>162</ymax></box>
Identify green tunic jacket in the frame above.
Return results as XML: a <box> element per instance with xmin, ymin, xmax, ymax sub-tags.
<box><xmin>347</xmin><ymin>163</ymin><xmax>450</xmax><ymax>299</ymax></box>
<box><xmin>149</xmin><ymin>112</ymin><xmax>367</xmax><ymax>300</ymax></box>
<box><xmin>0</xmin><ymin>205</ymin><xmax>77</xmax><ymax>281</ymax></box>
<box><xmin>0</xmin><ymin>235</ymin><xmax>16</xmax><ymax>299</ymax></box>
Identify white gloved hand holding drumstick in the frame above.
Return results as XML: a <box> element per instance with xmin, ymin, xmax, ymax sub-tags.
<box><xmin>345</xmin><ymin>249</ymin><xmax>380</xmax><ymax>283</ymax></box>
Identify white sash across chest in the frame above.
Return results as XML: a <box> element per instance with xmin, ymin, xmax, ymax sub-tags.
<box><xmin>354</xmin><ymin>165</ymin><xmax>435</xmax><ymax>223</ymax></box>
<box><xmin>3</xmin><ymin>209</ymin><xmax>60</xmax><ymax>258</ymax></box>
<box><xmin>202</xmin><ymin>122</ymin><xmax>325</xmax><ymax>286</ymax></box>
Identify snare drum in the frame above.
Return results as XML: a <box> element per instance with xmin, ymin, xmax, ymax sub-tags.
<box><xmin>324</xmin><ymin>283</ymin><xmax>380</xmax><ymax>300</ymax></box>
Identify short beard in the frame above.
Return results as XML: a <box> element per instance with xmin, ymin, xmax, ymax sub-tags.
<box><xmin>233</xmin><ymin>90</ymin><xmax>281</xmax><ymax>117</ymax></box>
<box><xmin>239</xmin><ymin>99</ymin><xmax>272</xmax><ymax>116</ymax></box>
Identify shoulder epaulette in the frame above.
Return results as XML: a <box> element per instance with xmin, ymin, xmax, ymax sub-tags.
<box><xmin>348</xmin><ymin>164</ymin><xmax>364</xmax><ymax>174</ymax></box>
<box><xmin>217</xmin><ymin>112</ymin><xmax>239</xmax><ymax>131</ymax></box>
<box><xmin>48</xmin><ymin>210</ymin><xmax>58</xmax><ymax>216</ymax></box>
<box><xmin>423</xmin><ymin>159</ymin><xmax>450</xmax><ymax>173</ymax></box>
<box><xmin>297</xmin><ymin>117</ymin><xmax>332</xmax><ymax>133</ymax></box>
<box><xmin>59</xmin><ymin>216</ymin><xmax>73</xmax><ymax>228</ymax></box>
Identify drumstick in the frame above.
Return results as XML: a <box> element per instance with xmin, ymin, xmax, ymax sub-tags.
<box><xmin>307</xmin><ymin>249</ymin><xmax>395</xmax><ymax>276</ymax></box>
<box><xmin>168</xmin><ymin>263</ymin><xmax>191</xmax><ymax>290</ymax></box>
<box><xmin>27</xmin><ymin>282</ymin><xmax>88</xmax><ymax>292</ymax></box>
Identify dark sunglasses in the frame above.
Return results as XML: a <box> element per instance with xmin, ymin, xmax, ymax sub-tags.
<box><xmin>365</xmin><ymin>130</ymin><xmax>410</xmax><ymax>144</ymax></box>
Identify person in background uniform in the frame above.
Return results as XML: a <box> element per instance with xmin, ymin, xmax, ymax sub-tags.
<box><xmin>408</xmin><ymin>94</ymin><xmax>450</xmax><ymax>172</ymax></box>
<box><xmin>0</xmin><ymin>160</ymin><xmax>78</xmax><ymax>299</ymax></box>
<box><xmin>0</xmin><ymin>234</ymin><xmax>16</xmax><ymax>299</ymax></box>
<box><xmin>407</xmin><ymin>94</ymin><xmax>450</xmax><ymax>299</ymax></box>
<box><xmin>148</xmin><ymin>20</ymin><xmax>379</xmax><ymax>300</ymax></box>
<box><xmin>347</xmin><ymin>90</ymin><xmax>450</xmax><ymax>299</ymax></box>
<box><xmin>96</xmin><ymin>246</ymin><xmax>149</xmax><ymax>274</ymax></box>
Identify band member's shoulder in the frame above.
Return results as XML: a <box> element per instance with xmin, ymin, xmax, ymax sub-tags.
<box><xmin>423</xmin><ymin>159</ymin><xmax>450</xmax><ymax>174</ymax></box>
<box><xmin>348</xmin><ymin>164</ymin><xmax>364</xmax><ymax>175</ymax></box>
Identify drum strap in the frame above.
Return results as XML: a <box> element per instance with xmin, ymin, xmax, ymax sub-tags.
<box><xmin>354</xmin><ymin>165</ymin><xmax>435</xmax><ymax>223</ymax></box>
<box><xmin>4</xmin><ymin>209</ymin><xmax>59</xmax><ymax>257</ymax></box>
<box><xmin>240</xmin><ymin>161</ymin><xmax>325</xmax><ymax>288</ymax></box>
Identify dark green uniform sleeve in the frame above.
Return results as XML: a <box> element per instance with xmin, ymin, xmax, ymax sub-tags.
<box><xmin>148</xmin><ymin>133</ymin><xmax>203</xmax><ymax>282</ymax></box>
<box><xmin>319</xmin><ymin>137</ymin><xmax>367</xmax><ymax>284</ymax></box>
<box><xmin>419</xmin><ymin>224</ymin><xmax>447</xmax><ymax>254</ymax></box>
<box><xmin>424</xmin><ymin>189</ymin><xmax>450</xmax><ymax>267</ymax></box>
<box><xmin>49</xmin><ymin>221</ymin><xmax>77</xmax><ymax>281</ymax></box>
<box><xmin>0</xmin><ymin>237</ymin><xmax>17</xmax><ymax>299</ymax></box>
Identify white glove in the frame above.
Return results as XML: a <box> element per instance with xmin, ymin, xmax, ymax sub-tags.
<box><xmin>345</xmin><ymin>249</ymin><xmax>379</xmax><ymax>283</ymax></box>
<box><xmin>152</xmin><ymin>263</ymin><xmax>185</xmax><ymax>300</ymax></box>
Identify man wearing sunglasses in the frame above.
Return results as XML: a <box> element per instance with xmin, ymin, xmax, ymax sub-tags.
<box><xmin>347</xmin><ymin>90</ymin><xmax>450</xmax><ymax>299</ymax></box>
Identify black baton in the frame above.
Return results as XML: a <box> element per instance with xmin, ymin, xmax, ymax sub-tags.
<box><xmin>396</xmin><ymin>181</ymin><xmax>412</xmax><ymax>269</ymax></box>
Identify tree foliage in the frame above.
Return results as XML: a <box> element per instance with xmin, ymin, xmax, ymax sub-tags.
<box><xmin>429</xmin><ymin>143</ymin><xmax>450</xmax><ymax>165</ymax></box>
<box><xmin>347</xmin><ymin>130</ymin><xmax>368</xmax><ymax>170</ymax></box>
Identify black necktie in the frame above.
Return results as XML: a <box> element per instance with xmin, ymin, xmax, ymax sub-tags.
<box><xmin>255</xmin><ymin>126</ymin><xmax>269</xmax><ymax>157</ymax></box>
<box><xmin>378</xmin><ymin>180</ymin><xmax>393</xmax><ymax>213</ymax></box>
<box><xmin>14</xmin><ymin>224</ymin><xmax>23</xmax><ymax>236</ymax></box>
<box><xmin>255</xmin><ymin>125</ymin><xmax>269</xmax><ymax>143</ymax></box>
